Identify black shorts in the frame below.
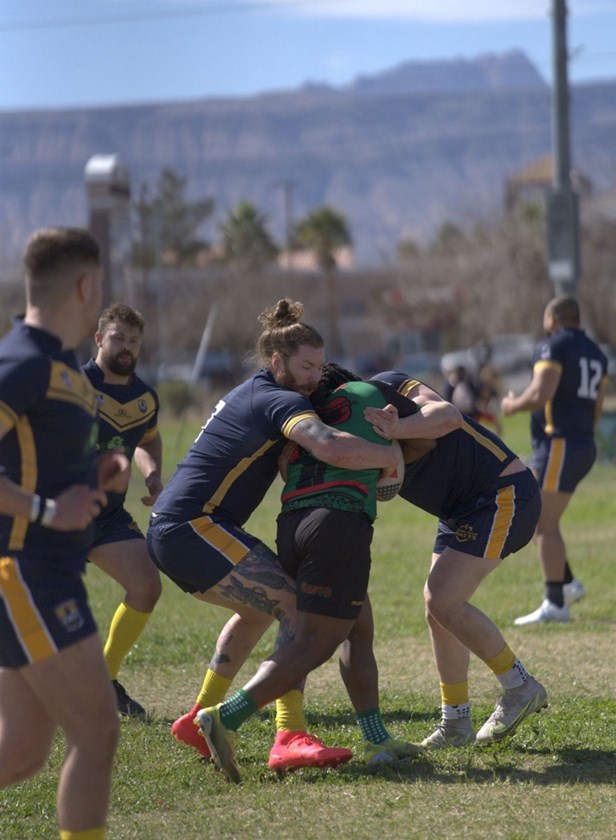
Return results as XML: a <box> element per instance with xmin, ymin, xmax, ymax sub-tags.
<box><xmin>276</xmin><ymin>508</ymin><xmax>373</xmax><ymax>620</ymax></box>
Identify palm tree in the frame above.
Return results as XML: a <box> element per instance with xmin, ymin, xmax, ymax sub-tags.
<box><xmin>294</xmin><ymin>206</ymin><xmax>351</xmax><ymax>358</ymax></box>
<box><xmin>218</xmin><ymin>201</ymin><xmax>278</xmax><ymax>271</ymax></box>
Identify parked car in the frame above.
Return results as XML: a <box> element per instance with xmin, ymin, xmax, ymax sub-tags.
<box><xmin>393</xmin><ymin>351</ymin><xmax>444</xmax><ymax>389</ymax></box>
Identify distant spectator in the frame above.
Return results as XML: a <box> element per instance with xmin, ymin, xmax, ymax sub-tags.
<box><xmin>443</xmin><ymin>365</ymin><xmax>502</xmax><ymax>434</ymax></box>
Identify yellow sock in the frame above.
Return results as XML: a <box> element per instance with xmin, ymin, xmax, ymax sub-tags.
<box><xmin>275</xmin><ymin>689</ymin><xmax>306</xmax><ymax>732</ymax></box>
<box><xmin>439</xmin><ymin>681</ymin><xmax>469</xmax><ymax>706</ymax></box>
<box><xmin>196</xmin><ymin>669</ymin><xmax>232</xmax><ymax>707</ymax></box>
<box><xmin>60</xmin><ymin>828</ymin><xmax>106</xmax><ymax>840</ymax></box>
<box><xmin>103</xmin><ymin>602</ymin><xmax>151</xmax><ymax>680</ymax></box>
<box><xmin>485</xmin><ymin>644</ymin><xmax>516</xmax><ymax>676</ymax></box>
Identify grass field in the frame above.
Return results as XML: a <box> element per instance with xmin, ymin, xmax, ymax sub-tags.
<box><xmin>2</xmin><ymin>413</ymin><xmax>615</xmax><ymax>839</ymax></box>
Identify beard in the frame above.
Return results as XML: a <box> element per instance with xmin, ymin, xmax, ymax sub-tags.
<box><xmin>276</xmin><ymin>362</ymin><xmax>317</xmax><ymax>397</ymax></box>
<box><xmin>103</xmin><ymin>350</ymin><xmax>137</xmax><ymax>377</ymax></box>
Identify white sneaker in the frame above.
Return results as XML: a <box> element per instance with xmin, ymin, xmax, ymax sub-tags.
<box><xmin>514</xmin><ymin>598</ymin><xmax>570</xmax><ymax>626</ymax></box>
<box><xmin>563</xmin><ymin>578</ymin><xmax>585</xmax><ymax>606</ymax></box>
<box><xmin>476</xmin><ymin>676</ymin><xmax>548</xmax><ymax>744</ymax></box>
<box><xmin>420</xmin><ymin>718</ymin><xmax>476</xmax><ymax>749</ymax></box>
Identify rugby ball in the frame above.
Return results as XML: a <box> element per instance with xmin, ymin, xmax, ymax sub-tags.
<box><xmin>376</xmin><ymin>439</ymin><xmax>405</xmax><ymax>502</ymax></box>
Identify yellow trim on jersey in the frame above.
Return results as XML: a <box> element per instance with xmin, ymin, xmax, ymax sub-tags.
<box><xmin>398</xmin><ymin>379</ymin><xmax>421</xmax><ymax>397</ymax></box>
<box><xmin>543</xmin><ymin>437</ymin><xmax>565</xmax><ymax>492</ymax></box>
<box><xmin>96</xmin><ymin>392</ymin><xmax>157</xmax><ymax>434</ymax></box>
<box><xmin>281</xmin><ymin>410</ymin><xmax>318</xmax><ymax>438</ymax></box>
<box><xmin>0</xmin><ymin>399</ymin><xmax>19</xmax><ymax>432</ymax></box>
<box><xmin>190</xmin><ymin>516</ymin><xmax>251</xmax><ymax>564</ymax></box>
<box><xmin>8</xmin><ymin>416</ymin><xmax>38</xmax><ymax>552</ymax></box>
<box><xmin>485</xmin><ymin>484</ymin><xmax>515</xmax><ymax>560</ymax></box>
<box><xmin>138</xmin><ymin>424</ymin><xmax>159</xmax><ymax>445</ymax></box>
<box><xmin>0</xmin><ymin>556</ymin><xmax>56</xmax><ymax>662</ymax></box>
<box><xmin>203</xmin><ymin>438</ymin><xmax>279</xmax><ymax>514</ymax></box>
<box><xmin>534</xmin><ymin>359</ymin><xmax>562</xmax><ymax>373</ymax></box>
<box><xmin>461</xmin><ymin>420</ymin><xmax>509</xmax><ymax>461</ymax></box>
<box><xmin>47</xmin><ymin>362</ymin><xmax>98</xmax><ymax>416</ymax></box>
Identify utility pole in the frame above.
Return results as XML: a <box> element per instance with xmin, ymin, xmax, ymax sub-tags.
<box><xmin>84</xmin><ymin>154</ymin><xmax>131</xmax><ymax>306</ymax></box>
<box><xmin>546</xmin><ymin>0</ymin><xmax>580</xmax><ymax>296</ymax></box>
<box><xmin>279</xmin><ymin>179</ymin><xmax>294</xmax><ymax>269</ymax></box>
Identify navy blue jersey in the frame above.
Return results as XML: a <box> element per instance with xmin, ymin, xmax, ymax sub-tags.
<box><xmin>153</xmin><ymin>369</ymin><xmax>317</xmax><ymax>525</ymax></box>
<box><xmin>82</xmin><ymin>359</ymin><xmax>159</xmax><ymax>516</ymax></box>
<box><xmin>370</xmin><ymin>371</ymin><xmax>517</xmax><ymax>520</ymax></box>
<box><xmin>530</xmin><ymin>328</ymin><xmax>607</xmax><ymax>443</ymax></box>
<box><xmin>0</xmin><ymin>320</ymin><xmax>99</xmax><ymax>565</ymax></box>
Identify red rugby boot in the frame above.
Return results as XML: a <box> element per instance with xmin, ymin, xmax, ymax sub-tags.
<box><xmin>268</xmin><ymin>730</ymin><xmax>353</xmax><ymax>774</ymax></box>
<box><xmin>171</xmin><ymin>706</ymin><xmax>212</xmax><ymax>758</ymax></box>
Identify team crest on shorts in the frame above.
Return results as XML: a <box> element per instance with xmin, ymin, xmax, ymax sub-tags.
<box><xmin>455</xmin><ymin>524</ymin><xmax>477</xmax><ymax>543</ymax></box>
<box><xmin>55</xmin><ymin>599</ymin><xmax>85</xmax><ymax>632</ymax></box>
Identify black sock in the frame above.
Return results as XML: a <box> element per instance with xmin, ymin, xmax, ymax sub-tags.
<box><xmin>563</xmin><ymin>561</ymin><xmax>574</xmax><ymax>584</ymax></box>
<box><xmin>545</xmin><ymin>581</ymin><xmax>565</xmax><ymax>608</ymax></box>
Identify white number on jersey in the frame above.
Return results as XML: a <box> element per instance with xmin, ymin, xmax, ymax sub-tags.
<box><xmin>195</xmin><ymin>398</ymin><xmax>226</xmax><ymax>441</ymax></box>
<box><xmin>577</xmin><ymin>357</ymin><xmax>602</xmax><ymax>399</ymax></box>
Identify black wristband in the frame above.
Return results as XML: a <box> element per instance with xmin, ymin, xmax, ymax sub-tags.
<box><xmin>34</xmin><ymin>497</ymin><xmax>49</xmax><ymax>526</ymax></box>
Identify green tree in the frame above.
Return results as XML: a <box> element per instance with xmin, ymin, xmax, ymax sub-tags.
<box><xmin>218</xmin><ymin>200</ymin><xmax>278</xmax><ymax>270</ymax></box>
<box><xmin>133</xmin><ymin>169</ymin><xmax>214</xmax><ymax>270</ymax></box>
<box><xmin>294</xmin><ymin>206</ymin><xmax>351</xmax><ymax>357</ymax></box>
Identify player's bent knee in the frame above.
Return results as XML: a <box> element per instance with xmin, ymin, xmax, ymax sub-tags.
<box><xmin>0</xmin><ymin>751</ymin><xmax>49</xmax><ymax>787</ymax></box>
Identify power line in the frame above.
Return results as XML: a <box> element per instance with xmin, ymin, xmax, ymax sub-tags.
<box><xmin>0</xmin><ymin>0</ymin><xmax>339</xmax><ymax>33</ymax></box>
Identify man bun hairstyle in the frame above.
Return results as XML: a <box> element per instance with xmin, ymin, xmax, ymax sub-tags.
<box><xmin>256</xmin><ymin>298</ymin><xmax>324</xmax><ymax>366</ymax></box>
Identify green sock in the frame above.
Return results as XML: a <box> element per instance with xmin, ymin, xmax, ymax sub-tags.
<box><xmin>219</xmin><ymin>689</ymin><xmax>259</xmax><ymax>732</ymax></box>
<box><xmin>357</xmin><ymin>708</ymin><xmax>389</xmax><ymax>745</ymax></box>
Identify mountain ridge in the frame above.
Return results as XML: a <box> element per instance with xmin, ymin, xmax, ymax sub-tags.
<box><xmin>1</xmin><ymin>51</ymin><xmax>615</xmax><ymax>270</ymax></box>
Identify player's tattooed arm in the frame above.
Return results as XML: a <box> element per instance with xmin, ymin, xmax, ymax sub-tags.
<box><xmin>290</xmin><ymin>416</ymin><xmax>397</xmax><ymax>471</ymax></box>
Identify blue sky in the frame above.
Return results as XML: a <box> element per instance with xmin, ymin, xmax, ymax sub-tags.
<box><xmin>1</xmin><ymin>1</ymin><xmax>616</xmax><ymax>110</ymax></box>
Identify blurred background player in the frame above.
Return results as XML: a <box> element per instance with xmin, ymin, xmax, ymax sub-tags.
<box><xmin>502</xmin><ymin>296</ymin><xmax>608</xmax><ymax>625</ymax></box>
<box><xmin>83</xmin><ymin>302</ymin><xmax>163</xmax><ymax>715</ymax></box>
<box><xmin>0</xmin><ymin>227</ymin><xmax>129</xmax><ymax>840</ymax></box>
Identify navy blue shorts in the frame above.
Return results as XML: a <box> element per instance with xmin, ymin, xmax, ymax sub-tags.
<box><xmin>92</xmin><ymin>506</ymin><xmax>144</xmax><ymax>548</ymax></box>
<box><xmin>531</xmin><ymin>437</ymin><xmax>596</xmax><ymax>494</ymax></box>
<box><xmin>146</xmin><ymin>512</ymin><xmax>265</xmax><ymax>593</ymax></box>
<box><xmin>0</xmin><ymin>554</ymin><xmax>97</xmax><ymax>668</ymax></box>
<box><xmin>434</xmin><ymin>468</ymin><xmax>541</xmax><ymax>561</ymax></box>
<box><xmin>276</xmin><ymin>508</ymin><xmax>373</xmax><ymax>620</ymax></box>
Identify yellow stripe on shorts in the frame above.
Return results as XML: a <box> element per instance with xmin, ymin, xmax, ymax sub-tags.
<box><xmin>0</xmin><ymin>556</ymin><xmax>56</xmax><ymax>663</ymax></box>
<box><xmin>190</xmin><ymin>517</ymin><xmax>251</xmax><ymax>565</ymax></box>
<box><xmin>543</xmin><ymin>437</ymin><xmax>565</xmax><ymax>492</ymax></box>
<box><xmin>485</xmin><ymin>484</ymin><xmax>515</xmax><ymax>560</ymax></box>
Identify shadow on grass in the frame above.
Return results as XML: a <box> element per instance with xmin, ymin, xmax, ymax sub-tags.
<box><xmin>274</xmin><ymin>745</ymin><xmax>616</xmax><ymax>787</ymax></box>
<box><xmin>304</xmin><ymin>707</ymin><xmax>438</xmax><ymax>727</ymax></box>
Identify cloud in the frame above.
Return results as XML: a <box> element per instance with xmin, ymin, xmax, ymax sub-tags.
<box><xmin>260</xmin><ymin>0</ymin><xmax>550</xmax><ymax>23</ymax></box>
